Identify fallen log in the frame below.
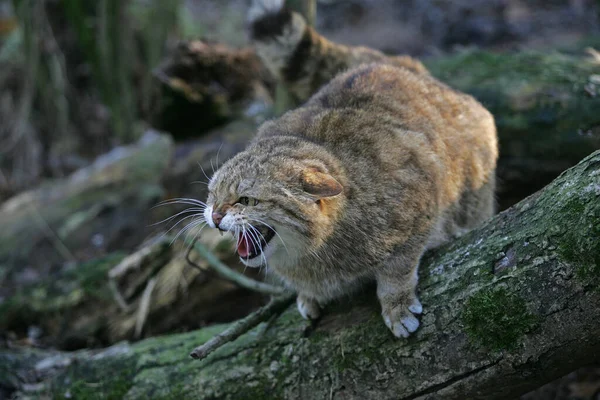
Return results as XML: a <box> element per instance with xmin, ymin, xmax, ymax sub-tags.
<box><xmin>5</xmin><ymin>150</ymin><xmax>599</xmax><ymax>399</ymax></box>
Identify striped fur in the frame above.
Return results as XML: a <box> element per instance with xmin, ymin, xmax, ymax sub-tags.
<box><xmin>203</xmin><ymin>3</ymin><xmax>498</xmax><ymax>338</ymax></box>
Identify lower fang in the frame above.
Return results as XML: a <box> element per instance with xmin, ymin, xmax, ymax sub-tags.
<box><xmin>219</xmin><ymin>231</ymin><xmax>223</xmax><ymax>236</ymax></box>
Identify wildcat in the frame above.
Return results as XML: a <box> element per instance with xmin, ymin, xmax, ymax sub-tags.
<box><xmin>202</xmin><ymin>0</ymin><xmax>497</xmax><ymax>338</ymax></box>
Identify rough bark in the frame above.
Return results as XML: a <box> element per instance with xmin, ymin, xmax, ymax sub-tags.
<box><xmin>5</xmin><ymin>151</ymin><xmax>600</xmax><ymax>399</ymax></box>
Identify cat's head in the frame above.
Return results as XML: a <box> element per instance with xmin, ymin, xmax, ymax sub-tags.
<box><xmin>204</xmin><ymin>147</ymin><xmax>344</xmax><ymax>268</ymax></box>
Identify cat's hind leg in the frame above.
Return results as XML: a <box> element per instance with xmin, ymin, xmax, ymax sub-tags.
<box><xmin>455</xmin><ymin>174</ymin><xmax>496</xmax><ymax>232</ymax></box>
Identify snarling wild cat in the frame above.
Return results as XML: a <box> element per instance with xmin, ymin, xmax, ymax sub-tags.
<box><xmin>202</xmin><ymin>0</ymin><xmax>498</xmax><ymax>338</ymax></box>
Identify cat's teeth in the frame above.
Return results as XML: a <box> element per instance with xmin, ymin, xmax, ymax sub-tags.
<box><xmin>219</xmin><ymin>231</ymin><xmax>223</xmax><ymax>237</ymax></box>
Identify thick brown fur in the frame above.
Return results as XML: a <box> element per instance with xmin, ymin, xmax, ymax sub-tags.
<box><xmin>203</xmin><ymin>1</ymin><xmax>498</xmax><ymax>338</ymax></box>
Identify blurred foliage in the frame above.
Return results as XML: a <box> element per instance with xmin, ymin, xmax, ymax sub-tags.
<box><xmin>0</xmin><ymin>0</ymin><xmax>188</xmax><ymax>197</ymax></box>
<box><xmin>61</xmin><ymin>0</ymin><xmax>137</xmax><ymax>142</ymax></box>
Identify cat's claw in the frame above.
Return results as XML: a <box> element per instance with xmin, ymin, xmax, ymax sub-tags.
<box><xmin>408</xmin><ymin>298</ymin><xmax>423</xmax><ymax>314</ymax></box>
<box><xmin>297</xmin><ymin>295</ymin><xmax>321</xmax><ymax>320</ymax></box>
<box><xmin>382</xmin><ymin>296</ymin><xmax>422</xmax><ymax>338</ymax></box>
<box><xmin>401</xmin><ymin>315</ymin><xmax>420</xmax><ymax>332</ymax></box>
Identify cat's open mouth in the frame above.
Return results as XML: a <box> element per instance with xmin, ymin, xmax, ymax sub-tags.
<box><xmin>235</xmin><ymin>226</ymin><xmax>276</xmax><ymax>259</ymax></box>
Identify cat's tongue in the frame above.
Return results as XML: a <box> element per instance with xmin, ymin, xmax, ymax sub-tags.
<box><xmin>237</xmin><ymin>233</ymin><xmax>250</xmax><ymax>258</ymax></box>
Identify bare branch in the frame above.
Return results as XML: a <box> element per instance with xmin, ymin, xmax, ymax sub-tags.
<box><xmin>189</xmin><ymin>292</ymin><xmax>296</xmax><ymax>360</ymax></box>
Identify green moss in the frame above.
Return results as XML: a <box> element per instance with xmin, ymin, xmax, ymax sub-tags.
<box><xmin>52</xmin><ymin>353</ymin><xmax>138</xmax><ymax>400</ymax></box>
<box><xmin>561</xmin><ymin>214</ymin><xmax>600</xmax><ymax>289</ymax></box>
<box><xmin>576</xmin><ymin>260</ymin><xmax>600</xmax><ymax>289</ymax></box>
<box><xmin>227</xmin><ymin>378</ymin><xmax>284</xmax><ymax>400</ymax></box>
<box><xmin>132</xmin><ymin>323</ymin><xmax>227</xmax><ymax>367</ymax></box>
<box><xmin>55</xmin><ymin>376</ymin><xmax>132</xmax><ymax>400</ymax></box>
<box><xmin>462</xmin><ymin>287</ymin><xmax>539</xmax><ymax>351</ymax></box>
<box><xmin>0</xmin><ymin>252</ymin><xmax>125</xmax><ymax>333</ymax></box>
<box><xmin>329</xmin><ymin>313</ymin><xmax>389</xmax><ymax>372</ymax></box>
<box><xmin>0</xmin><ymin>348</ymin><xmax>52</xmax><ymax>392</ymax></box>
<box><xmin>552</xmin><ymin>190</ymin><xmax>600</xmax><ymax>290</ymax></box>
<box><xmin>427</xmin><ymin>50</ymin><xmax>600</xmax><ymax>165</ymax></box>
<box><xmin>76</xmin><ymin>252</ymin><xmax>128</xmax><ymax>296</ymax></box>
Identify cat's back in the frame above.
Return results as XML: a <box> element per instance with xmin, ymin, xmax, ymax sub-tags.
<box><xmin>310</xmin><ymin>63</ymin><xmax>493</xmax><ymax>143</ymax></box>
<box><xmin>258</xmin><ymin>63</ymin><xmax>497</xmax><ymax>208</ymax></box>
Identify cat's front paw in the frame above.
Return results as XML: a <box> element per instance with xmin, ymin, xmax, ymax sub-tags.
<box><xmin>296</xmin><ymin>294</ymin><xmax>321</xmax><ymax>320</ymax></box>
<box><xmin>381</xmin><ymin>296</ymin><xmax>423</xmax><ymax>338</ymax></box>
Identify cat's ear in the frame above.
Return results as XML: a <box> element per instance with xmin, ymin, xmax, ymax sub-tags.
<box><xmin>301</xmin><ymin>168</ymin><xmax>343</xmax><ymax>198</ymax></box>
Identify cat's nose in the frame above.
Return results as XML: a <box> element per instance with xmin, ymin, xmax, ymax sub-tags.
<box><xmin>212</xmin><ymin>211</ymin><xmax>224</xmax><ymax>227</ymax></box>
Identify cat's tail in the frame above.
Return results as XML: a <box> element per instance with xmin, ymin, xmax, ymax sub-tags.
<box><xmin>248</xmin><ymin>0</ymin><xmax>428</xmax><ymax>103</ymax></box>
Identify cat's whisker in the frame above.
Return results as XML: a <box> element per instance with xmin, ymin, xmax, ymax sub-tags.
<box><xmin>190</xmin><ymin>180</ymin><xmax>209</xmax><ymax>186</ymax></box>
<box><xmin>197</xmin><ymin>162</ymin><xmax>212</xmax><ymax>183</ymax></box>
<box><xmin>168</xmin><ymin>210</ymin><xmax>205</xmax><ymax>233</ymax></box>
<box><xmin>150</xmin><ymin>207</ymin><xmax>205</xmax><ymax>227</ymax></box>
<box><xmin>246</xmin><ymin>223</ymin><xmax>265</xmax><ymax>251</ymax></box>
<box><xmin>183</xmin><ymin>222</ymin><xmax>210</xmax><ymax>255</ymax></box>
<box><xmin>153</xmin><ymin>198</ymin><xmax>207</xmax><ymax>209</ymax></box>
<box><xmin>243</xmin><ymin>224</ymin><xmax>256</xmax><ymax>255</ymax></box>
<box><xmin>256</xmin><ymin>226</ymin><xmax>268</xmax><ymax>269</ymax></box>
<box><xmin>155</xmin><ymin>197</ymin><xmax>207</xmax><ymax>206</ymax></box>
<box><xmin>230</xmin><ymin>225</ymin><xmax>239</xmax><ymax>256</ymax></box>
<box><xmin>246</xmin><ymin>223</ymin><xmax>267</xmax><ymax>268</ymax></box>
<box><xmin>240</xmin><ymin>222</ymin><xmax>259</xmax><ymax>269</ymax></box>
<box><xmin>238</xmin><ymin>224</ymin><xmax>249</xmax><ymax>274</ymax></box>
<box><xmin>242</xmin><ymin>224</ymin><xmax>256</xmax><ymax>266</ymax></box>
<box><xmin>168</xmin><ymin>222</ymin><xmax>198</xmax><ymax>246</ymax></box>
<box><xmin>154</xmin><ymin>203</ymin><xmax>205</xmax><ymax>213</ymax></box>
<box><xmin>160</xmin><ymin>213</ymin><xmax>205</xmax><ymax>240</ymax></box>
<box><xmin>180</xmin><ymin>223</ymin><xmax>208</xmax><ymax>253</ymax></box>
<box><xmin>246</xmin><ymin>224</ymin><xmax>263</xmax><ymax>264</ymax></box>
<box><xmin>215</xmin><ymin>142</ymin><xmax>224</xmax><ymax>170</ymax></box>
<box><xmin>171</xmin><ymin>218</ymin><xmax>206</xmax><ymax>246</ymax></box>
<box><xmin>249</xmin><ymin>218</ymin><xmax>290</xmax><ymax>255</ymax></box>
<box><xmin>248</xmin><ymin>223</ymin><xmax>268</xmax><ymax>268</ymax></box>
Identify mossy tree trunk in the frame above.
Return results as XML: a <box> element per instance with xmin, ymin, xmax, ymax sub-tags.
<box><xmin>427</xmin><ymin>49</ymin><xmax>600</xmax><ymax>209</ymax></box>
<box><xmin>7</xmin><ymin>151</ymin><xmax>600</xmax><ymax>399</ymax></box>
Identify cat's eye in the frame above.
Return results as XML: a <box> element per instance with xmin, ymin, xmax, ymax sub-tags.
<box><xmin>238</xmin><ymin>197</ymin><xmax>259</xmax><ymax>206</ymax></box>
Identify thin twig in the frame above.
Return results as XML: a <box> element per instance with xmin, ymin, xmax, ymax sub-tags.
<box><xmin>189</xmin><ymin>292</ymin><xmax>296</xmax><ymax>360</ymax></box>
<box><xmin>30</xmin><ymin>206</ymin><xmax>76</xmax><ymax>262</ymax></box>
<box><xmin>183</xmin><ymin>235</ymin><xmax>295</xmax><ymax>359</ymax></box>
<box><xmin>586</xmin><ymin>47</ymin><xmax>600</xmax><ymax>64</ymax></box>
<box><xmin>134</xmin><ymin>277</ymin><xmax>157</xmax><ymax>339</ymax></box>
<box><xmin>108</xmin><ymin>279</ymin><xmax>130</xmax><ymax>312</ymax></box>
<box><xmin>186</xmin><ymin>239</ymin><xmax>287</xmax><ymax>296</ymax></box>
